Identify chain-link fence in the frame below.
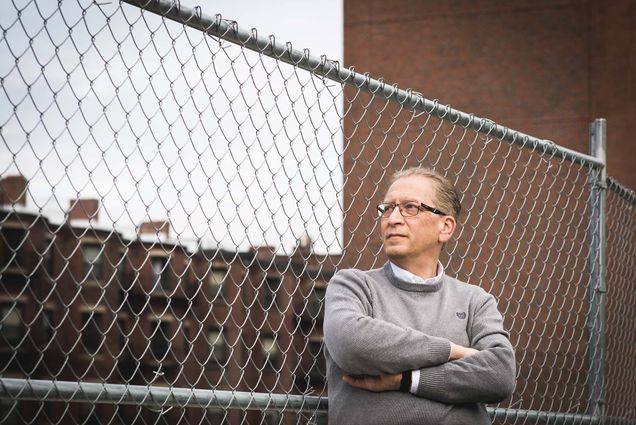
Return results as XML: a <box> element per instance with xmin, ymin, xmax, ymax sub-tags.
<box><xmin>605</xmin><ymin>177</ymin><xmax>636</xmax><ymax>425</ymax></box>
<box><xmin>0</xmin><ymin>1</ymin><xmax>634</xmax><ymax>424</ymax></box>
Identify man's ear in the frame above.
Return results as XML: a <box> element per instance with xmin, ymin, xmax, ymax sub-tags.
<box><xmin>438</xmin><ymin>216</ymin><xmax>456</xmax><ymax>243</ymax></box>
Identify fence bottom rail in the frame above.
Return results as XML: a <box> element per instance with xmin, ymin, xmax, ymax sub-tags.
<box><xmin>3</xmin><ymin>378</ymin><xmax>634</xmax><ymax>424</ymax></box>
<box><xmin>0</xmin><ymin>377</ymin><xmax>325</xmax><ymax>413</ymax></box>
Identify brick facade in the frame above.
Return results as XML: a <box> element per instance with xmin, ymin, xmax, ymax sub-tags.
<box><xmin>0</xmin><ymin>194</ymin><xmax>333</xmax><ymax>424</ymax></box>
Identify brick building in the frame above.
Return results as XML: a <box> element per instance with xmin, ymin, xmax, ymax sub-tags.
<box><xmin>0</xmin><ymin>175</ymin><xmax>333</xmax><ymax>425</ymax></box>
<box><xmin>342</xmin><ymin>0</ymin><xmax>635</xmax><ymax>192</ymax></box>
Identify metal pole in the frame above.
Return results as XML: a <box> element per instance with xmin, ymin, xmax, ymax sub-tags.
<box><xmin>120</xmin><ymin>0</ymin><xmax>604</xmax><ymax>170</ymax></box>
<box><xmin>587</xmin><ymin>118</ymin><xmax>607</xmax><ymax>419</ymax></box>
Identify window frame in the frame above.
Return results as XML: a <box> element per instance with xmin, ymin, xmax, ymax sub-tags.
<box><xmin>81</xmin><ymin>243</ymin><xmax>103</xmax><ymax>283</ymax></box>
<box><xmin>206</xmin><ymin>326</ymin><xmax>227</xmax><ymax>368</ymax></box>
<box><xmin>208</xmin><ymin>267</ymin><xmax>227</xmax><ymax>304</ymax></box>
<box><xmin>150</xmin><ymin>319</ymin><xmax>171</xmax><ymax>360</ymax></box>
<box><xmin>81</xmin><ymin>311</ymin><xmax>104</xmax><ymax>355</ymax></box>
<box><xmin>263</xmin><ymin>275</ymin><xmax>282</xmax><ymax>310</ymax></box>
<box><xmin>261</xmin><ymin>334</ymin><xmax>281</xmax><ymax>371</ymax></box>
<box><xmin>0</xmin><ymin>304</ymin><xmax>23</xmax><ymax>348</ymax></box>
<box><xmin>1</xmin><ymin>226</ymin><xmax>25</xmax><ymax>271</ymax></box>
<box><xmin>150</xmin><ymin>256</ymin><xmax>169</xmax><ymax>293</ymax></box>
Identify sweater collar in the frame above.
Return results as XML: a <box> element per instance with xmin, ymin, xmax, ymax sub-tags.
<box><xmin>382</xmin><ymin>262</ymin><xmax>444</xmax><ymax>292</ymax></box>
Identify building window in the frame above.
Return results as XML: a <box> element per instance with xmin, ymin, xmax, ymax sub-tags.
<box><xmin>1</xmin><ymin>228</ymin><xmax>25</xmax><ymax>269</ymax></box>
<box><xmin>81</xmin><ymin>312</ymin><xmax>103</xmax><ymax>355</ymax></box>
<box><xmin>151</xmin><ymin>320</ymin><xmax>170</xmax><ymax>360</ymax></box>
<box><xmin>310</xmin><ymin>412</ymin><xmax>328</xmax><ymax>425</ymax></box>
<box><xmin>42</xmin><ymin>237</ymin><xmax>55</xmax><ymax>281</ymax></box>
<box><xmin>114</xmin><ymin>251</ymin><xmax>126</xmax><ymax>288</ymax></box>
<box><xmin>151</xmin><ymin>257</ymin><xmax>168</xmax><ymax>292</ymax></box>
<box><xmin>118</xmin><ymin>317</ymin><xmax>129</xmax><ymax>351</ymax></box>
<box><xmin>207</xmin><ymin>407</ymin><xmax>227</xmax><ymax>424</ymax></box>
<box><xmin>183</xmin><ymin>325</ymin><xmax>191</xmax><ymax>357</ymax></box>
<box><xmin>206</xmin><ymin>327</ymin><xmax>227</xmax><ymax>368</ymax></box>
<box><xmin>82</xmin><ymin>244</ymin><xmax>102</xmax><ymax>283</ymax></box>
<box><xmin>79</xmin><ymin>403</ymin><xmax>100</xmax><ymax>425</ymax></box>
<box><xmin>1</xmin><ymin>305</ymin><xmax>22</xmax><ymax>347</ymax></box>
<box><xmin>146</xmin><ymin>410</ymin><xmax>170</xmax><ymax>425</ymax></box>
<box><xmin>307</xmin><ymin>286</ymin><xmax>326</xmax><ymax>320</ymax></box>
<box><xmin>263</xmin><ymin>276</ymin><xmax>281</xmax><ymax>310</ymax></box>
<box><xmin>262</xmin><ymin>411</ymin><xmax>281</xmax><ymax>425</ymax></box>
<box><xmin>208</xmin><ymin>268</ymin><xmax>227</xmax><ymax>303</ymax></box>
<box><xmin>0</xmin><ymin>399</ymin><xmax>19</xmax><ymax>425</ymax></box>
<box><xmin>41</xmin><ymin>309</ymin><xmax>54</xmax><ymax>345</ymax></box>
<box><xmin>308</xmin><ymin>340</ymin><xmax>326</xmax><ymax>386</ymax></box>
<box><xmin>261</xmin><ymin>335</ymin><xmax>281</xmax><ymax>370</ymax></box>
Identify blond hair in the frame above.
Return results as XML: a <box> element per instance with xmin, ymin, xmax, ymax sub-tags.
<box><xmin>391</xmin><ymin>167</ymin><xmax>461</xmax><ymax>219</ymax></box>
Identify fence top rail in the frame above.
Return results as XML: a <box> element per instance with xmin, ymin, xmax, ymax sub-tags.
<box><xmin>607</xmin><ymin>176</ymin><xmax>636</xmax><ymax>206</ymax></box>
<box><xmin>121</xmin><ymin>0</ymin><xmax>604</xmax><ymax>170</ymax></box>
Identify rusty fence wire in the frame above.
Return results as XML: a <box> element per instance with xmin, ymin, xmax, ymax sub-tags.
<box><xmin>0</xmin><ymin>1</ymin><xmax>634</xmax><ymax>424</ymax></box>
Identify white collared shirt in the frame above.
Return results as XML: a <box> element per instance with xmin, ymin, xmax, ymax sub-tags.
<box><xmin>390</xmin><ymin>261</ymin><xmax>444</xmax><ymax>285</ymax></box>
<box><xmin>389</xmin><ymin>261</ymin><xmax>445</xmax><ymax>393</ymax></box>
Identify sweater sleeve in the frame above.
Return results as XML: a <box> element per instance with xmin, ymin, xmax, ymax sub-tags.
<box><xmin>412</xmin><ymin>293</ymin><xmax>516</xmax><ymax>403</ymax></box>
<box><xmin>323</xmin><ymin>269</ymin><xmax>451</xmax><ymax>375</ymax></box>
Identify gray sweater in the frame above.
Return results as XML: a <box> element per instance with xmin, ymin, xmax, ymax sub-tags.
<box><xmin>324</xmin><ymin>263</ymin><xmax>516</xmax><ymax>425</ymax></box>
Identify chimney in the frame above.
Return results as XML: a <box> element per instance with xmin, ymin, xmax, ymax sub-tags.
<box><xmin>299</xmin><ymin>233</ymin><xmax>312</xmax><ymax>250</ymax></box>
<box><xmin>68</xmin><ymin>198</ymin><xmax>100</xmax><ymax>221</ymax></box>
<box><xmin>251</xmin><ymin>245</ymin><xmax>277</xmax><ymax>259</ymax></box>
<box><xmin>0</xmin><ymin>175</ymin><xmax>27</xmax><ymax>206</ymax></box>
<box><xmin>139</xmin><ymin>220</ymin><xmax>170</xmax><ymax>237</ymax></box>
<box><xmin>295</xmin><ymin>232</ymin><xmax>313</xmax><ymax>256</ymax></box>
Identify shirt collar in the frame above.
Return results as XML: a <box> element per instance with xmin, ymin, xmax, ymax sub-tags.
<box><xmin>390</xmin><ymin>261</ymin><xmax>444</xmax><ymax>285</ymax></box>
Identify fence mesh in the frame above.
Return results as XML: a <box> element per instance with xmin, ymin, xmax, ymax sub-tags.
<box><xmin>0</xmin><ymin>1</ymin><xmax>634</xmax><ymax>424</ymax></box>
<box><xmin>605</xmin><ymin>178</ymin><xmax>636</xmax><ymax>425</ymax></box>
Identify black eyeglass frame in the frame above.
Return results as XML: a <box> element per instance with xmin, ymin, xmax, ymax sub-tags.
<box><xmin>376</xmin><ymin>202</ymin><xmax>448</xmax><ymax>218</ymax></box>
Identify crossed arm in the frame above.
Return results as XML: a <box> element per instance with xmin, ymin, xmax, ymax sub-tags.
<box><xmin>341</xmin><ymin>341</ymin><xmax>477</xmax><ymax>392</ymax></box>
<box><xmin>323</xmin><ymin>270</ymin><xmax>516</xmax><ymax>404</ymax></box>
<box><xmin>342</xmin><ymin>332</ymin><xmax>514</xmax><ymax>404</ymax></box>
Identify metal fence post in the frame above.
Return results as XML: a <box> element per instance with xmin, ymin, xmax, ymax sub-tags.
<box><xmin>587</xmin><ymin>118</ymin><xmax>607</xmax><ymax>419</ymax></box>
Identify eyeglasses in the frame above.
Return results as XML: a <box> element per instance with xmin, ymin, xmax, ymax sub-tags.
<box><xmin>377</xmin><ymin>201</ymin><xmax>447</xmax><ymax>218</ymax></box>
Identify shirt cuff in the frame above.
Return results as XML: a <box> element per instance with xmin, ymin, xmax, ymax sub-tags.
<box><xmin>410</xmin><ymin>369</ymin><xmax>420</xmax><ymax>394</ymax></box>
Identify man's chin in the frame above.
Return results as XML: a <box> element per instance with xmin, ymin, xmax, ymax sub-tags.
<box><xmin>384</xmin><ymin>247</ymin><xmax>407</xmax><ymax>259</ymax></box>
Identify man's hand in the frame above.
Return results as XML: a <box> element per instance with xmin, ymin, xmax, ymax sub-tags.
<box><xmin>342</xmin><ymin>373</ymin><xmax>402</xmax><ymax>392</ymax></box>
<box><xmin>449</xmin><ymin>342</ymin><xmax>478</xmax><ymax>360</ymax></box>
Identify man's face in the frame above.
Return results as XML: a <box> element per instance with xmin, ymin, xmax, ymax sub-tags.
<box><xmin>380</xmin><ymin>175</ymin><xmax>447</xmax><ymax>264</ymax></box>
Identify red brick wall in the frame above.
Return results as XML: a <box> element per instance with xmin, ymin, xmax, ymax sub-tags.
<box><xmin>343</xmin><ymin>0</ymin><xmax>635</xmax><ymax>415</ymax></box>
<box><xmin>344</xmin><ymin>0</ymin><xmax>635</xmax><ymax>189</ymax></box>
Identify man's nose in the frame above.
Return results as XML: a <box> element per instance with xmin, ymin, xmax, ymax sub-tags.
<box><xmin>386</xmin><ymin>206</ymin><xmax>404</xmax><ymax>223</ymax></box>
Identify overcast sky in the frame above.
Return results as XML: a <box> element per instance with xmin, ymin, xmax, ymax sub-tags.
<box><xmin>0</xmin><ymin>0</ymin><xmax>344</xmax><ymax>254</ymax></box>
<box><xmin>188</xmin><ymin>0</ymin><xmax>343</xmax><ymax>62</ymax></box>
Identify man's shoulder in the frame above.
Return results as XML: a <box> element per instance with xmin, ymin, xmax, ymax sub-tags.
<box><xmin>444</xmin><ymin>275</ymin><xmax>492</xmax><ymax>300</ymax></box>
<box><xmin>328</xmin><ymin>266</ymin><xmax>387</xmax><ymax>288</ymax></box>
<box><xmin>331</xmin><ymin>266</ymin><xmax>384</xmax><ymax>281</ymax></box>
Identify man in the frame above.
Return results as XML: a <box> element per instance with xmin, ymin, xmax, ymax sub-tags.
<box><xmin>324</xmin><ymin>167</ymin><xmax>515</xmax><ymax>424</ymax></box>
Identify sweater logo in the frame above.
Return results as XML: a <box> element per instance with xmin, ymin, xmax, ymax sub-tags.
<box><xmin>456</xmin><ymin>312</ymin><xmax>467</xmax><ymax>319</ymax></box>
